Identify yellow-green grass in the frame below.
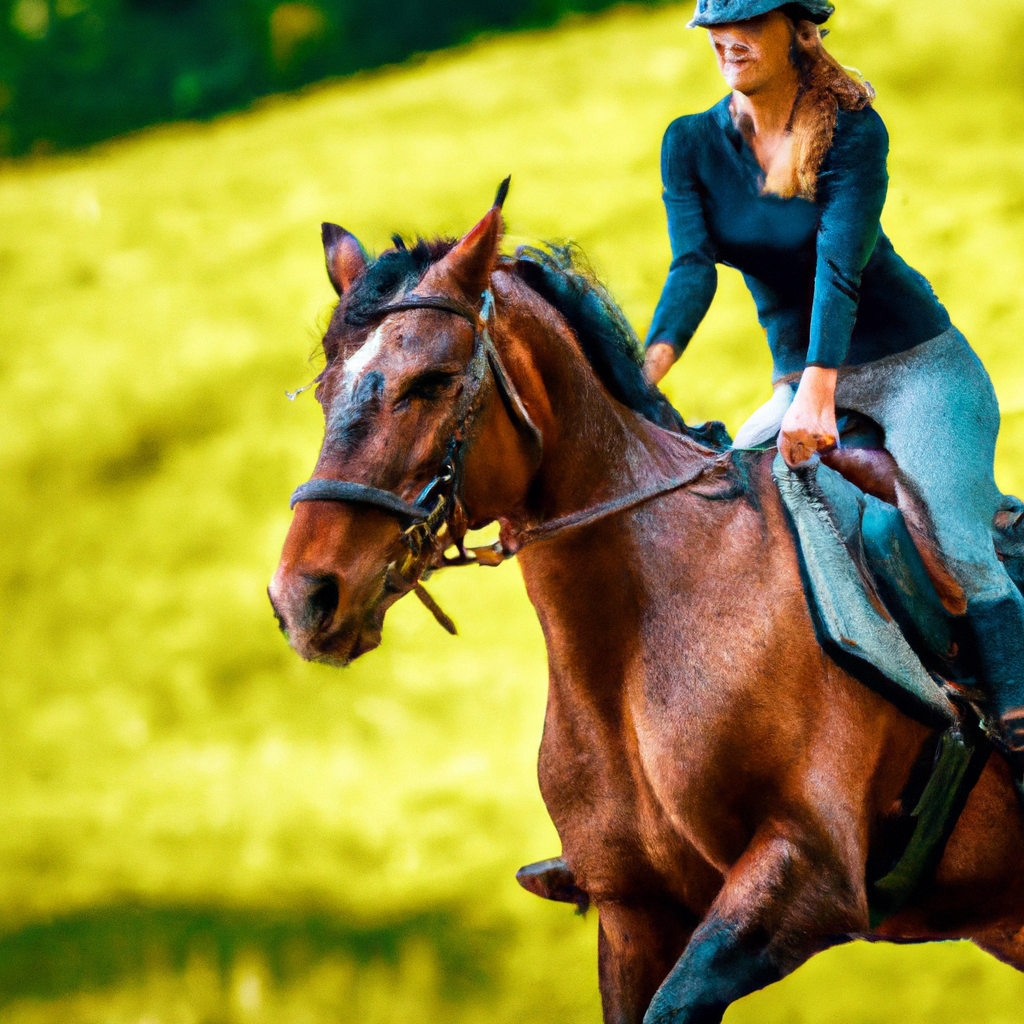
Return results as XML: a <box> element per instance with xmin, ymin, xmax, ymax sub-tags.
<box><xmin>2</xmin><ymin>0</ymin><xmax>1024</xmax><ymax>1020</ymax></box>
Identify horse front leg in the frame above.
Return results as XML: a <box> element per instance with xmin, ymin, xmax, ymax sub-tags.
<box><xmin>596</xmin><ymin>900</ymin><xmax>696</xmax><ymax>1024</ymax></box>
<box><xmin>643</xmin><ymin>823</ymin><xmax>867</xmax><ymax>1024</ymax></box>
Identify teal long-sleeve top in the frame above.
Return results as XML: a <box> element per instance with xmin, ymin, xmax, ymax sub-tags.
<box><xmin>646</xmin><ymin>96</ymin><xmax>952</xmax><ymax>377</ymax></box>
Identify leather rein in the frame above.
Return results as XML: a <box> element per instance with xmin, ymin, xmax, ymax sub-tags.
<box><xmin>289</xmin><ymin>288</ymin><xmax>711</xmax><ymax>631</ymax></box>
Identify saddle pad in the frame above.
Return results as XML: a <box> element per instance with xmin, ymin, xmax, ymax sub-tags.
<box><xmin>773</xmin><ymin>454</ymin><xmax>958</xmax><ymax>727</ymax></box>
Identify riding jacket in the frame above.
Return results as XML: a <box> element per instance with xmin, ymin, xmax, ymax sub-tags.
<box><xmin>646</xmin><ymin>96</ymin><xmax>952</xmax><ymax>378</ymax></box>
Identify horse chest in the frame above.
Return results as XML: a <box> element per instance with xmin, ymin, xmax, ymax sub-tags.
<box><xmin>521</xmin><ymin>483</ymin><xmax>794</xmax><ymax>905</ymax></box>
<box><xmin>537</xmin><ymin>676</ymin><xmax>724</xmax><ymax>905</ymax></box>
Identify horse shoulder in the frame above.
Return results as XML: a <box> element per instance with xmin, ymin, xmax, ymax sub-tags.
<box><xmin>624</xmin><ymin>456</ymin><xmax>927</xmax><ymax>879</ymax></box>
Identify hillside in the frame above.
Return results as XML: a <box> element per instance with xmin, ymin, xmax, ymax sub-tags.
<box><xmin>2</xmin><ymin>1</ymin><xmax>1024</xmax><ymax>1020</ymax></box>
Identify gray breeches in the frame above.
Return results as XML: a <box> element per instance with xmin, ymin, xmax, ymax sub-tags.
<box><xmin>735</xmin><ymin>328</ymin><xmax>1013</xmax><ymax>603</ymax></box>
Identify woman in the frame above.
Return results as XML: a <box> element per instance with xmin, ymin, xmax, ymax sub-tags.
<box><xmin>642</xmin><ymin>0</ymin><xmax>1024</xmax><ymax>781</ymax></box>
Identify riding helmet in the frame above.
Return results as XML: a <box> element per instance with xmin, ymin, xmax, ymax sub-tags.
<box><xmin>687</xmin><ymin>0</ymin><xmax>835</xmax><ymax>28</ymax></box>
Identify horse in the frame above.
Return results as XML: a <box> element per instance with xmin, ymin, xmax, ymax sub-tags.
<box><xmin>268</xmin><ymin>187</ymin><xmax>1024</xmax><ymax>1024</ymax></box>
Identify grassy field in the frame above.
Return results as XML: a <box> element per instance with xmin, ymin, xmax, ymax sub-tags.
<box><xmin>2</xmin><ymin>0</ymin><xmax>1024</xmax><ymax>1020</ymax></box>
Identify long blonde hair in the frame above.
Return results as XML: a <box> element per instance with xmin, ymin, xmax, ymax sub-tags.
<box><xmin>762</xmin><ymin>26</ymin><xmax>875</xmax><ymax>201</ymax></box>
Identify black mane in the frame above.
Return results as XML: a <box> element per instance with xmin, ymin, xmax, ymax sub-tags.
<box><xmin>336</xmin><ymin>235</ymin><xmax>727</xmax><ymax>441</ymax></box>
<box><xmin>513</xmin><ymin>244</ymin><xmax>686</xmax><ymax>433</ymax></box>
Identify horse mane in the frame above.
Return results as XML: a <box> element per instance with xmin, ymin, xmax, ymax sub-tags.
<box><xmin>511</xmin><ymin>243</ymin><xmax>685</xmax><ymax>434</ymax></box>
<box><xmin>336</xmin><ymin>235</ymin><xmax>729</xmax><ymax>444</ymax></box>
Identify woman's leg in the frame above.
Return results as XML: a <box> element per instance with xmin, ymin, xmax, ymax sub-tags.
<box><xmin>837</xmin><ymin>329</ymin><xmax>1024</xmax><ymax>762</ymax></box>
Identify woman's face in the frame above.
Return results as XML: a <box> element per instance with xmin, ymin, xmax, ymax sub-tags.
<box><xmin>708</xmin><ymin>11</ymin><xmax>797</xmax><ymax>95</ymax></box>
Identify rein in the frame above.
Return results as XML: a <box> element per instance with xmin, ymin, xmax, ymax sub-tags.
<box><xmin>289</xmin><ymin>288</ymin><xmax>714</xmax><ymax>629</ymax></box>
<box><xmin>509</xmin><ymin>467</ymin><xmax>713</xmax><ymax>550</ymax></box>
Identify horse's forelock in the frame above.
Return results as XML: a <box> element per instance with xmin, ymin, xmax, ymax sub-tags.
<box><xmin>341</xmin><ymin>237</ymin><xmax>458</xmax><ymax>328</ymax></box>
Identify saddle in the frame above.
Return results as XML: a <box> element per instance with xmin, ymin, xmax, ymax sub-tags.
<box><xmin>774</xmin><ymin>411</ymin><xmax>1024</xmax><ymax>721</ymax></box>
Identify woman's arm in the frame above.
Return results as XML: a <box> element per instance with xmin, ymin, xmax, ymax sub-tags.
<box><xmin>780</xmin><ymin>108</ymin><xmax>889</xmax><ymax>465</ymax></box>
<box><xmin>644</xmin><ymin>117</ymin><xmax>719</xmax><ymax>384</ymax></box>
<box><xmin>644</xmin><ymin>341</ymin><xmax>677</xmax><ymax>385</ymax></box>
<box><xmin>805</xmin><ymin>108</ymin><xmax>889</xmax><ymax>368</ymax></box>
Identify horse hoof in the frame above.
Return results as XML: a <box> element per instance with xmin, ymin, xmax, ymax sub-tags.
<box><xmin>515</xmin><ymin>857</ymin><xmax>589</xmax><ymax>912</ymax></box>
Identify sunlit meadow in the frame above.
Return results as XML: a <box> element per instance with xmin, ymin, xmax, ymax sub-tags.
<box><xmin>2</xmin><ymin>0</ymin><xmax>1024</xmax><ymax>1020</ymax></box>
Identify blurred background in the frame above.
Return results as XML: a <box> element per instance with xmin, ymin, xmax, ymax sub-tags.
<box><xmin>0</xmin><ymin>0</ymin><xmax>640</xmax><ymax>156</ymax></box>
<box><xmin>3</xmin><ymin>0</ymin><xmax>1024</xmax><ymax>1020</ymax></box>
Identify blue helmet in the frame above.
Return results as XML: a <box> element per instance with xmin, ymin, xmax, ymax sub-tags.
<box><xmin>688</xmin><ymin>0</ymin><xmax>834</xmax><ymax>28</ymax></box>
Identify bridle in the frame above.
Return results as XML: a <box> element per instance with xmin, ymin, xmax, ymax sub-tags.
<box><xmin>289</xmin><ymin>288</ymin><xmax>544</xmax><ymax>629</ymax></box>
<box><xmin>289</xmin><ymin>286</ymin><xmax>715</xmax><ymax>631</ymax></box>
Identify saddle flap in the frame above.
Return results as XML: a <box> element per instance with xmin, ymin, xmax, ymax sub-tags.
<box><xmin>773</xmin><ymin>453</ymin><xmax>958</xmax><ymax>728</ymax></box>
<box><xmin>860</xmin><ymin>497</ymin><xmax>953</xmax><ymax>660</ymax></box>
<box><xmin>822</xmin><ymin>445</ymin><xmax>966</xmax><ymax>617</ymax></box>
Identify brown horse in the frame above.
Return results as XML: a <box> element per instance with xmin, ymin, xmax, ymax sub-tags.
<box><xmin>268</xmin><ymin>190</ymin><xmax>1024</xmax><ymax>1024</ymax></box>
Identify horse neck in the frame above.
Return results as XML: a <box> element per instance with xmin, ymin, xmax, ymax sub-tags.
<box><xmin>486</xmin><ymin>274</ymin><xmax>730</xmax><ymax>694</ymax></box>
<box><xmin>495</xmin><ymin>276</ymin><xmax>709</xmax><ymax>528</ymax></box>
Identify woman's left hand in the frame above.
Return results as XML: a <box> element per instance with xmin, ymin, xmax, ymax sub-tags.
<box><xmin>778</xmin><ymin>366</ymin><xmax>839</xmax><ymax>467</ymax></box>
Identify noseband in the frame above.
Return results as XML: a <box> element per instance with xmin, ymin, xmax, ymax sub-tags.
<box><xmin>290</xmin><ymin>290</ymin><xmax>544</xmax><ymax>606</ymax></box>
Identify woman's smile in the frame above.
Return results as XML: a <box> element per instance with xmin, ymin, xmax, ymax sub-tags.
<box><xmin>722</xmin><ymin>43</ymin><xmax>752</xmax><ymax>60</ymax></box>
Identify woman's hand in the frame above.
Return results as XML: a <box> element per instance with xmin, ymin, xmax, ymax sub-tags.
<box><xmin>644</xmin><ymin>341</ymin><xmax>677</xmax><ymax>386</ymax></box>
<box><xmin>778</xmin><ymin>366</ymin><xmax>839</xmax><ymax>467</ymax></box>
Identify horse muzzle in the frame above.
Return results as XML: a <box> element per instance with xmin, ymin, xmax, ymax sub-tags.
<box><xmin>269</xmin><ymin>503</ymin><xmax>409</xmax><ymax>665</ymax></box>
<box><xmin>267</xmin><ymin>566</ymin><xmax>389</xmax><ymax>665</ymax></box>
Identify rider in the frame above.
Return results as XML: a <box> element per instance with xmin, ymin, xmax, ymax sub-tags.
<box><xmin>642</xmin><ymin>0</ymin><xmax>1024</xmax><ymax>782</ymax></box>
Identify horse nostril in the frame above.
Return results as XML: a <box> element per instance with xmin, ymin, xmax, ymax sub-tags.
<box><xmin>306</xmin><ymin>575</ymin><xmax>340</xmax><ymax>630</ymax></box>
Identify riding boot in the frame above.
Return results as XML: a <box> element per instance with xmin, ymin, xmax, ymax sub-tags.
<box><xmin>967</xmin><ymin>594</ymin><xmax>1024</xmax><ymax>790</ymax></box>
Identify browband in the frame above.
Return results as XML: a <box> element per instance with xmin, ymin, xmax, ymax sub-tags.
<box><xmin>370</xmin><ymin>294</ymin><xmax>479</xmax><ymax>327</ymax></box>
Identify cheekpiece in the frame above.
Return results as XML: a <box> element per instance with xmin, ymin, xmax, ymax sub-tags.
<box><xmin>687</xmin><ymin>0</ymin><xmax>834</xmax><ymax>28</ymax></box>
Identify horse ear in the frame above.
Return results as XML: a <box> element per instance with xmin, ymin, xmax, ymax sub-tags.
<box><xmin>322</xmin><ymin>223</ymin><xmax>366</xmax><ymax>296</ymax></box>
<box><xmin>435</xmin><ymin>178</ymin><xmax>510</xmax><ymax>303</ymax></box>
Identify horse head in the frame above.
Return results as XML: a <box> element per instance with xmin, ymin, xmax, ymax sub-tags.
<box><xmin>268</xmin><ymin>183</ymin><xmax>547</xmax><ymax>665</ymax></box>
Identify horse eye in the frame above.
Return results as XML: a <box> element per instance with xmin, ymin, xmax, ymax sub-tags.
<box><xmin>399</xmin><ymin>371</ymin><xmax>458</xmax><ymax>404</ymax></box>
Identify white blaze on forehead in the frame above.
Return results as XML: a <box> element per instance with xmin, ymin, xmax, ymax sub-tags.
<box><xmin>342</xmin><ymin>323</ymin><xmax>386</xmax><ymax>393</ymax></box>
